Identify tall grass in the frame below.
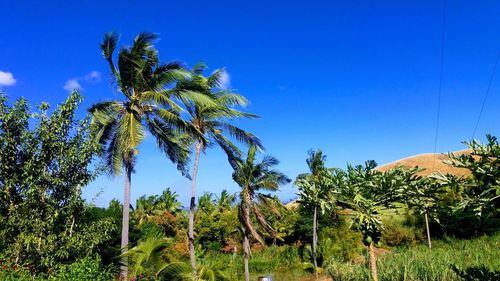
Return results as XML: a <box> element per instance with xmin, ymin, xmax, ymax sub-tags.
<box><xmin>201</xmin><ymin>233</ymin><xmax>499</xmax><ymax>280</ymax></box>
<box><xmin>328</xmin><ymin>233</ymin><xmax>500</xmax><ymax>281</ymax></box>
<box><xmin>203</xmin><ymin>245</ymin><xmax>309</xmax><ymax>280</ymax></box>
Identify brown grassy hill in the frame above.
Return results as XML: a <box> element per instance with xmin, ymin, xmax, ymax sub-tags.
<box><xmin>376</xmin><ymin>149</ymin><xmax>472</xmax><ymax>177</ymax></box>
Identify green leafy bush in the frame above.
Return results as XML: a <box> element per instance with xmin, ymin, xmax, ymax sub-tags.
<box><xmin>318</xmin><ymin>223</ymin><xmax>363</xmax><ymax>264</ymax></box>
<box><xmin>382</xmin><ymin>218</ymin><xmax>423</xmax><ymax>247</ymax></box>
<box><xmin>0</xmin><ymin>256</ymin><xmax>114</xmax><ymax>281</ymax></box>
<box><xmin>49</xmin><ymin>256</ymin><xmax>114</xmax><ymax>281</ymax></box>
<box><xmin>451</xmin><ymin>265</ymin><xmax>500</xmax><ymax>281</ymax></box>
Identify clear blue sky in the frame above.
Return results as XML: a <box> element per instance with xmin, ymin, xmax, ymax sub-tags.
<box><xmin>1</xmin><ymin>0</ymin><xmax>499</xmax><ymax>207</ymax></box>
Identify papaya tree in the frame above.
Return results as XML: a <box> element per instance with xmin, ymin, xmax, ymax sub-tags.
<box><xmin>295</xmin><ymin>150</ymin><xmax>334</xmax><ymax>275</ymax></box>
<box><xmin>402</xmin><ymin>175</ymin><xmax>442</xmax><ymax>248</ymax></box>
<box><xmin>340</xmin><ymin>161</ymin><xmax>417</xmax><ymax>281</ymax></box>
<box><xmin>411</xmin><ymin>136</ymin><xmax>500</xmax><ymax>238</ymax></box>
<box><xmin>447</xmin><ymin>135</ymin><xmax>500</xmax><ymax>215</ymax></box>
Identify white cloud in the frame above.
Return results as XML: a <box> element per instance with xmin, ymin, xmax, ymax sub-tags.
<box><xmin>0</xmin><ymin>71</ymin><xmax>16</xmax><ymax>86</ymax></box>
<box><xmin>63</xmin><ymin>70</ymin><xmax>101</xmax><ymax>91</ymax></box>
<box><xmin>63</xmin><ymin>79</ymin><xmax>81</xmax><ymax>91</ymax></box>
<box><xmin>85</xmin><ymin>70</ymin><xmax>101</xmax><ymax>83</ymax></box>
<box><xmin>219</xmin><ymin>71</ymin><xmax>230</xmax><ymax>90</ymax></box>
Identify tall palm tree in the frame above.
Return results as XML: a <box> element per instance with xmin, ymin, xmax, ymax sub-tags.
<box><xmin>294</xmin><ymin>150</ymin><xmax>333</xmax><ymax>275</ymax></box>
<box><xmin>230</xmin><ymin>145</ymin><xmax>291</xmax><ymax>281</ymax></box>
<box><xmin>89</xmin><ymin>32</ymin><xmax>208</xmax><ymax>279</ymax></box>
<box><xmin>175</xmin><ymin>63</ymin><xmax>262</xmax><ymax>274</ymax></box>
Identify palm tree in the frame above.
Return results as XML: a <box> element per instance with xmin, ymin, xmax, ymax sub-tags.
<box><xmin>175</xmin><ymin>63</ymin><xmax>262</xmax><ymax>274</ymax></box>
<box><xmin>230</xmin><ymin>145</ymin><xmax>291</xmax><ymax>281</ymax></box>
<box><xmin>133</xmin><ymin>187</ymin><xmax>182</xmax><ymax>225</ymax></box>
<box><xmin>295</xmin><ymin>150</ymin><xmax>334</xmax><ymax>275</ymax></box>
<box><xmin>122</xmin><ymin>235</ymin><xmax>174</xmax><ymax>278</ymax></box>
<box><xmin>89</xmin><ymin>32</ymin><xmax>206</xmax><ymax>279</ymax></box>
<box><xmin>160</xmin><ymin>261</ymin><xmax>231</xmax><ymax>281</ymax></box>
<box><xmin>157</xmin><ymin>187</ymin><xmax>183</xmax><ymax>213</ymax></box>
<box><xmin>134</xmin><ymin>195</ymin><xmax>159</xmax><ymax>225</ymax></box>
<box><xmin>197</xmin><ymin>192</ymin><xmax>216</xmax><ymax>214</ymax></box>
<box><xmin>215</xmin><ymin>190</ymin><xmax>236</xmax><ymax>212</ymax></box>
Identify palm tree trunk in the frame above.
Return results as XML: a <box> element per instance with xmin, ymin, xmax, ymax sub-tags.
<box><xmin>368</xmin><ymin>243</ymin><xmax>378</xmax><ymax>281</ymax></box>
<box><xmin>243</xmin><ymin>230</ymin><xmax>250</xmax><ymax>281</ymax></box>
<box><xmin>312</xmin><ymin>206</ymin><xmax>318</xmax><ymax>277</ymax></box>
<box><xmin>188</xmin><ymin>141</ymin><xmax>202</xmax><ymax>275</ymax></box>
<box><xmin>240</xmin><ymin>193</ymin><xmax>265</xmax><ymax>246</ymax></box>
<box><xmin>120</xmin><ymin>166</ymin><xmax>132</xmax><ymax>280</ymax></box>
<box><xmin>424</xmin><ymin>211</ymin><xmax>432</xmax><ymax>248</ymax></box>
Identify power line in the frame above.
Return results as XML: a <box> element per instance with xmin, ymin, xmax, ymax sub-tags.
<box><xmin>432</xmin><ymin>0</ymin><xmax>447</xmax><ymax>172</ymax></box>
<box><xmin>471</xmin><ymin>51</ymin><xmax>500</xmax><ymax>140</ymax></box>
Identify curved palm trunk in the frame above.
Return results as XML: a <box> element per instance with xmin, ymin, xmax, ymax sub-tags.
<box><xmin>243</xmin><ymin>230</ymin><xmax>250</xmax><ymax>281</ymax></box>
<box><xmin>188</xmin><ymin>141</ymin><xmax>202</xmax><ymax>275</ymax></box>
<box><xmin>240</xmin><ymin>193</ymin><xmax>265</xmax><ymax>246</ymax></box>
<box><xmin>368</xmin><ymin>243</ymin><xmax>378</xmax><ymax>281</ymax></box>
<box><xmin>312</xmin><ymin>206</ymin><xmax>318</xmax><ymax>278</ymax></box>
<box><xmin>120</xmin><ymin>166</ymin><xmax>132</xmax><ymax>280</ymax></box>
<box><xmin>424</xmin><ymin>211</ymin><xmax>432</xmax><ymax>248</ymax></box>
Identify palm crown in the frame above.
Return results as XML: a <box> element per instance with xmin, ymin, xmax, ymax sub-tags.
<box><xmin>89</xmin><ymin>32</ymin><xmax>200</xmax><ymax>175</ymax></box>
<box><xmin>176</xmin><ymin>63</ymin><xmax>263</xmax><ymax>157</ymax></box>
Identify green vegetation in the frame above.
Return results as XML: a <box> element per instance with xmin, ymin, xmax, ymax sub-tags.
<box><xmin>175</xmin><ymin>63</ymin><xmax>262</xmax><ymax>275</ymax></box>
<box><xmin>295</xmin><ymin>150</ymin><xmax>336</xmax><ymax>275</ymax></box>
<box><xmin>327</xmin><ymin>233</ymin><xmax>500</xmax><ymax>281</ymax></box>
<box><xmin>89</xmin><ymin>32</ymin><xmax>192</xmax><ymax>279</ymax></box>
<box><xmin>230</xmin><ymin>145</ymin><xmax>291</xmax><ymax>281</ymax></box>
<box><xmin>0</xmin><ymin>31</ymin><xmax>499</xmax><ymax>280</ymax></box>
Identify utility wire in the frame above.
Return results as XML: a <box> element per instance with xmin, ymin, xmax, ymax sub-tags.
<box><xmin>432</xmin><ymin>0</ymin><xmax>447</xmax><ymax>172</ymax></box>
<box><xmin>471</xmin><ymin>51</ymin><xmax>500</xmax><ymax>140</ymax></box>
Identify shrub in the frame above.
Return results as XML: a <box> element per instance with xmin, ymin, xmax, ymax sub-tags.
<box><xmin>451</xmin><ymin>265</ymin><xmax>500</xmax><ymax>281</ymax></box>
<box><xmin>0</xmin><ymin>256</ymin><xmax>114</xmax><ymax>281</ymax></box>
<box><xmin>49</xmin><ymin>256</ymin><xmax>114</xmax><ymax>281</ymax></box>
<box><xmin>382</xmin><ymin>220</ymin><xmax>423</xmax><ymax>247</ymax></box>
<box><xmin>317</xmin><ymin>222</ymin><xmax>363</xmax><ymax>264</ymax></box>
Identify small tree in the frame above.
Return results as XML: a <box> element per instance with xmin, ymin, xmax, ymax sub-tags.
<box><xmin>0</xmin><ymin>92</ymin><xmax>115</xmax><ymax>272</ymax></box>
<box><xmin>340</xmin><ymin>161</ymin><xmax>416</xmax><ymax>281</ymax></box>
<box><xmin>437</xmin><ymin>135</ymin><xmax>500</xmax><ymax>235</ymax></box>
<box><xmin>402</xmin><ymin>175</ymin><xmax>442</xmax><ymax>248</ymax></box>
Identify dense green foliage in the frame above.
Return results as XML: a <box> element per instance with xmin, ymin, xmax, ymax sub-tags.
<box><xmin>0</xmin><ymin>92</ymin><xmax>116</xmax><ymax>273</ymax></box>
<box><xmin>0</xmin><ymin>31</ymin><xmax>499</xmax><ymax>280</ymax></box>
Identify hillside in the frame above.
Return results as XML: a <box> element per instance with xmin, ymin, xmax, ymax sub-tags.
<box><xmin>376</xmin><ymin>149</ymin><xmax>472</xmax><ymax>177</ymax></box>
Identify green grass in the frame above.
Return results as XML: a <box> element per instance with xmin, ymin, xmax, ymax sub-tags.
<box><xmin>201</xmin><ymin>233</ymin><xmax>500</xmax><ymax>281</ymax></box>
<box><xmin>203</xmin><ymin>245</ymin><xmax>313</xmax><ymax>280</ymax></box>
<box><xmin>328</xmin><ymin>233</ymin><xmax>500</xmax><ymax>281</ymax></box>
